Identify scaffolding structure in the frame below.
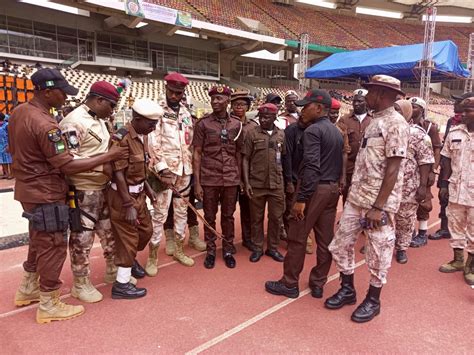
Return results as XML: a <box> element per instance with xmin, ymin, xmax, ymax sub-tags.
<box><xmin>419</xmin><ymin>6</ymin><xmax>436</xmax><ymax>104</ymax></box>
<box><xmin>464</xmin><ymin>33</ymin><xmax>474</xmax><ymax>93</ymax></box>
<box><xmin>298</xmin><ymin>33</ymin><xmax>309</xmax><ymax>93</ymax></box>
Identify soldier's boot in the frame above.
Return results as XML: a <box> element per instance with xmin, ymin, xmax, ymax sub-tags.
<box><xmin>351</xmin><ymin>285</ymin><xmax>381</xmax><ymax>323</ymax></box>
<box><xmin>188</xmin><ymin>225</ymin><xmax>206</xmax><ymax>252</ymax></box>
<box><xmin>36</xmin><ymin>290</ymin><xmax>85</xmax><ymax>324</ymax></box>
<box><xmin>173</xmin><ymin>235</ymin><xmax>195</xmax><ymax>267</ymax></box>
<box><xmin>145</xmin><ymin>243</ymin><xmax>159</xmax><ymax>277</ymax></box>
<box><xmin>324</xmin><ymin>273</ymin><xmax>357</xmax><ymax>310</ymax></box>
<box><xmin>14</xmin><ymin>271</ymin><xmax>40</xmax><ymax>306</ymax></box>
<box><xmin>439</xmin><ymin>248</ymin><xmax>465</xmax><ymax>273</ymax></box>
<box><xmin>463</xmin><ymin>253</ymin><xmax>474</xmax><ymax>286</ymax></box>
<box><xmin>165</xmin><ymin>229</ymin><xmax>175</xmax><ymax>256</ymax></box>
<box><xmin>104</xmin><ymin>258</ymin><xmax>117</xmax><ymax>284</ymax></box>
<box><xmin>71</xmin><ymin>276</ymin><xmax>103</xmax><ymax>303</ymax></box>
<box><xmin>305</xmin><ymin>236</ymin><xmax>313</xmax><ymax>254</ymax></box>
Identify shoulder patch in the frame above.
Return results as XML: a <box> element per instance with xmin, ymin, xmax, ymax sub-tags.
<box><xmin>47</xmin><ymin>128</ymin><xmax>62</xmax><ymax>143</ymax></box>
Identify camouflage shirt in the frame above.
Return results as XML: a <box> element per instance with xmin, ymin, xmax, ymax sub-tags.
<box><xmin>149</xmin><ymin>100</ymin><xmax>193</xmax><ymax>176</ymax></box>
<box><xmin>441</xmin><ymin>124</ymin><xmax>474</xmax><ymax>207</ymax></box>
<box><xmin>348</xmin><ymin>106</ymin><xmax>409</xmax><ymax>213</ymax></box>
<box><xmin>401</xmin><ymin>124</ymin><xmax>435</xmax><ymax>203</ymax></box>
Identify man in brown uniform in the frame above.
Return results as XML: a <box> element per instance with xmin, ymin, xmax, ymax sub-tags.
<box><xmin>231</xmin><ymin>90</ymin><xmax>258</xmax><ymax>251</ymax></box>
<box><xmin>108</xmin><ymin>98</ymin><xmax>159</xmax><ymax>299</ymax></box>
<box><xmin>242</xmin><ymin>103</ymin><xmax>285</xmax><ymax>263</ymax></box>
<box><xmin>276</xmin><ymin>90</ymin><xmax>299</xmax><ymax>130</ymax></box>
<box><xmin>9</xmin><ymin>68</ymin><xmax>126</xmax><ymax>323</ymax></box>
<box><xmin>339</xmin><ymin>89</ymin><xmax>372</xmax><ymax>204</ymax></box>
<box><xmin>193</xmin><ymin>86</ymin><xmax>243</xmax><ymax>269</ymax></box>
<box><xmin>265</xmin><ymin>89</ymin><xmax>343</xmax><ymax>299</ymax></box>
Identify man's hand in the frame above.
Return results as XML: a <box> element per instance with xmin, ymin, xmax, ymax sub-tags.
<box><xmin>158</xmin><ymin>169</ymin><xmax>174</xmax><ymax>188</ymax></box>
<box><xmin>365</xmin><ymin>208</ymin><xmax>383</xmax><ymax>230</ymax></box>
<box><xmin>439</xmin><ymin>187</ymin><xmax>449</xmax><ymax>205</ymax></box>
<box><xmin>125</xmin><ymin>206</ymin><xmax>138</xmax><ymax>226</ymax></box>
<box><xmin>339</xmin><ymin>178</ymin><xmax>346</xmax><ymax>195</ymax></box>
<box><xmin>286</xmin><ymin>182</ymin><xmax>295</xmax><ymax>194</ymax></box>
<box><xmin>415</xmin><ymin>185</ymin><xmax>427</xmax><ymax>204</ymax></box>
<box><xmin>194</xmin><ymin>183</ymin><xmax>204</xmax><ymax>201</ymax></box>
<box><xmin>291</xmin><ymin>202</ymin><xmax>305</xmax><ymax>221</ymax></box>
<box><xmin>245</xmin><ymin>184</ymin><xmax>253</xmax><ymax>199</ymax></box>
<box><xmin>427</xmin><ymin>171</ymin><xmax>436</xmax><ymax>187</ymax></box>
<box><xmin>108</xmin><ymin>145</ymin><xmax>129</xmax><ymax>161</ymax></box>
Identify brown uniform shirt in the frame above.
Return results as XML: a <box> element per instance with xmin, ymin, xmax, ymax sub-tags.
<box><xmin>192</xmin><ymin>112</ymin><xmax>243</xmax><ymax>187</ymax></box>
<box><xmin>242</xmin><ymin>126</ymin><xmax>285</xmax><ymax>189</ymax></box>
<box><xmin>112</xmin><ymin>123</ymin><xmax>149</xmax><ymax>185</ymax></box>
<box><xmin>339</xmin><ymin>111</ymin><xmax>373</xmax><ymax>174</ymax></box>
<box><xmin>335</xmin><ymin>120</ymin><xmax>351</xmax><ymax>154</ymax></box>
<box><xmin>8</xmin><ymin>97</ymin><xmax>73</xmax><ymax>203</ymax></box>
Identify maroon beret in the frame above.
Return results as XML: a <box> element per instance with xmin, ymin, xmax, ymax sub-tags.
<box><xmin>208</xmin><ymin>86</ymin><xmax>232</xmax><ymax>97</ymax></box>
<box><xmin>89</xmin><ymin>81</ymin><xmax>120</xmax><ymax>103</ymax></box>
<box><xmin>164</xmin><ymin>72</ymin><xmax>189</xmax><ymax>91</ymax></box>
<box><xmin>258</xmin><ymin>103</ymin><xmax>278</xmax><ymax>114</ymax></box>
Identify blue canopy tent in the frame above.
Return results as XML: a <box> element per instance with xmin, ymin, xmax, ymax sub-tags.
<box><xmin>305</xmin><ymin>40</ymin><xmax>469</xmax><ymax>82</ymax></box>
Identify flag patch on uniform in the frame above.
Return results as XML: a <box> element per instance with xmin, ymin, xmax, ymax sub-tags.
<box><xmin>48</xmin><ymin>129</ymin><xmax>62</xmax><ymax>143</ymax></box>
<box><xmin>54</xmin><ymin>141</ymin><xmax>66</xmax><ymax>154</ymax></box>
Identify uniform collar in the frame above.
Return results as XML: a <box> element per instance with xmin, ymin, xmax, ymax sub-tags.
<box><xmin>29</xmin><ymin>97</ymin><xmax>52</xmax><ymax>115</ymax></box>
<box><xmin>372</xmin><ymin>106</ymin><xmax>395</xmax><ymax>119</ymax></box>
<box><xmin>127</xmin><ymin>122</ymin><xmax>139</xmax><ymax>139</ymax></box>
<box><xmin>210</xmin><ymin>112</ymin><xmax>231</xmax><ymax>121</ymax></box>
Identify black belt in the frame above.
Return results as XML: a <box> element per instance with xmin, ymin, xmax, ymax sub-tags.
<box><xmin>319</xmin><ymin>180</ymin><xmax>338</xmax><ymax>184</ymax></box>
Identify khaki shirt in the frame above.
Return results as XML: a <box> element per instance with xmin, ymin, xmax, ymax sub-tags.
<box><xmin>60</xmin><ymin>105</ymin><xmax>111</xmax><ymax>190</ymax></box>
<box><xmin>242</xmin><ymin>126</ymin><xmax>285</xmax><ymax>189</ymax></box>
<box><xmin>8</xmin><ymin>98</ymin><xmax>73</xmax><ymax>203</ymax></box>
<box><xmin>348</xmin><ymin>107</ymin><xmax>409</xmax><ymax>213</ymax></box>
<box><xmin>149</xmin><ymin>100</ymin><xmax>193</xmax><ymax>176</ymax></box>
<box><xmin>441</xmin><ymin>124</ymin><xmax>474</xmax><ymax>207</ymax></box>
<box><xmin>112</xmin><ymin>123</ymin><xmax>149</xmax><ymax>186</ymax></box>
<box><xmin>401</xmin><ymin>125</ymin><xmax>435</xmax><ymax>204</ymax></box>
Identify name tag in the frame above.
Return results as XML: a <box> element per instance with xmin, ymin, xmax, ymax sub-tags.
<box><xmin>164</xmin><ymin>112</ymin><xmax>177</xmax><ymax>120</ymax></box>
<box><xmin>451</xmin><ymin>139</ymin><xmax>461</xmax><ymax>143</ymax></box>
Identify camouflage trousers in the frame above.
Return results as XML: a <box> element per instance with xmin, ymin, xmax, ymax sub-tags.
<box><xmin>69</xmin><ymin>189</ymin><xmax>115</xmax><ymax>277</ymax></box>
<box><xmin>395</xmin><ymin>202</ymin><xmax>418</xmax><ymax>251</ymax></box>
<box><xmin>151</xmin><ymin>174</ymin><xmax>191</xmax><ymax>245</ymax></box>
<box><xmin>447</xmin><ymin>202</ymin><xmax>474</xmax><ymax>254</ymax></box>
<box><xmin>329</xmin><ymin>202</ymin><xmax>396</xmax><ymax>287</ymax></box>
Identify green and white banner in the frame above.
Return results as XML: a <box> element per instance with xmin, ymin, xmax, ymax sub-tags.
<box><xmin>124</xmin><ymin>0</ymin><xmax>192</xmax><ymax>28</ymax></box>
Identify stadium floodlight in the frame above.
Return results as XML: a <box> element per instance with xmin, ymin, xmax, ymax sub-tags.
<box><xmin>296</xmin><ymin>0</ymin><xmax>337</xmax><ymax>10</ymax></box>
<box><xmin>19</xmin><ymin>0</ymin><xmax>90</xmax><ymax>16</ymax></box>
<box><xmin>422</xmin><ymin>15</ymin><xmax>472</xmax><ymax>23</ymax></box>
<box><xmin>356</xmin><ymin>6</ymin><xmax>404</xmax><ymax>19</ymax></box>
<box><xmin>135</xmin><ymin>22</ymin><xmax>148</xmax><ymax>28</ymax></box>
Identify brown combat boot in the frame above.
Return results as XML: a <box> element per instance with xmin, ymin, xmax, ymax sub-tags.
<box><xmin>71</xmin><ymin>276</ymin><xmax>103</xmax><ymax>303</ymax></box>
<box><xmin>145</xmin><ymin>243</ymin><xmax>159</xmax><ymax>277</ymax></box>
<box><xmin>464</xmin><ymin>253</ymin><xmax>474</xmax><ymax>286</ymax></box>
<box><xmin>188</xmin><ymin>225</ymin><xmax>206</xmax><ymax>252</ymax></box>
<box><xmin>14</xmin><ymin>271</ymin><xmax>40</xmax><ymax>306</ymax></box>
<box><xmin>36</xmin><ymin>290</ymin><xmax>85</xmax><ymax>324</ymax></box>
<box><xmin>173</xmin><ymin>235</ymin><xmax>194</xmax><ymax>267</ymax></box>
<box><xmin>439</xmin><ymin>248</ymin><xmax>464</xmax><ymax>273</ymax></box>
<box><xmin>165</xmin><ymin>229</ymin><xmax>175</xmax><ymax>256</ymax></box>
<box><xmin>104</xmin><ymin>258</ymin><xmax>117</xmax><ymax>284</ymax></box>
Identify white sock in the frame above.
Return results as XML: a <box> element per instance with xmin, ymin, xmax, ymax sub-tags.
<box><xmin>116</xmin><ymin>267</ymin><xmax>131</xmax><ymax>284</ymax></box>
<box><xmin>419</xmin><ymin>220</ymin><xmax>428</xmax><ymax>230</ymax></box>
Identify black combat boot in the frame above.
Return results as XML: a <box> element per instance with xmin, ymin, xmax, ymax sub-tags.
<box><xmin>111</xmin><ymin>282</ymin><xmax>147</xmax><ymax>299</ymax></box>
<box><xmin>324</xmin><ymin>273</ymin><xmax>357</xmax><ymax>309</ymax></box>
<box><xmin>351</xmin><ymin>285</ymin><xmax>381</xmax><ymax>323</ymax></box>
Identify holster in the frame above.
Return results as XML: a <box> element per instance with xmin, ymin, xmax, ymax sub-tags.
<box><xmin>22</xmin><ymin>203</ymin><xmax>70</xmax><ymax>233</ymax></box>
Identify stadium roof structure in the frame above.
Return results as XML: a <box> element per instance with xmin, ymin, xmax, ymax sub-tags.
<box><xmin>305</xmin><ymin>40</ymin><xmax>469</xmax><ymax>82</ymax></box>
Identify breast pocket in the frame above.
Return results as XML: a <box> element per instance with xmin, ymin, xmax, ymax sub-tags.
<box><xmin>162</xmin><ymin>117</ymin><xmax>177</xmax><ymax>138</ymax></box>
<box><xmin>128</xmin><ymin>153</ymin><xmax>145</xmax><ymax>177</ymax></box>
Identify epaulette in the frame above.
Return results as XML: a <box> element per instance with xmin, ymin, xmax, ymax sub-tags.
<box><xmin>112</xmin><ymin>127</ymin><xmax>129</xmax><ymax>141</ymax></box>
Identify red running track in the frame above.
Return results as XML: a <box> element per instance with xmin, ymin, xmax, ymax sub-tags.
<box><xmin>0</xmin><ymin>197</ymin><xmax>472</xmax><ymax>353</ymax></box>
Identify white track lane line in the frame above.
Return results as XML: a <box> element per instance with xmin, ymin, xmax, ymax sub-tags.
<box><xmin>185</xmin><ymin>220</ymin><xmax>441</xmax><ymax>355</ymax></box>
<box><xmin>0</xmin><ymin>221</ymin><xmax>440</xmax><ymax>320</ymax></box>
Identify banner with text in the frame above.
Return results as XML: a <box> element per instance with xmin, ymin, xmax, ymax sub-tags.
<box><xmin>124</xmin><ymin>0</ymin><xmax>192</xmax><ymax>28</ymax></box>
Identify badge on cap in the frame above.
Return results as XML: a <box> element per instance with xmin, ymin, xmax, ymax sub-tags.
<box><xmin>46</xmin><ymin>80</ymin><xmax>55</xmax><ymax>87</ymax></box>
<box><xmin>217</xmin><ymin>87</ymin><xmax>224</xmax><ymax>94</ymax></box>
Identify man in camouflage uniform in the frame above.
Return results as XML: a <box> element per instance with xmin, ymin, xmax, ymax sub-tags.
<box><xmin>393</xmin><ymin>100</ymin><xmax>434</xmax><ymax>264</ymax></box>
<box><xmin>147</xmin><ymin>73</ymin><xmax>201</xmax><ymax>274</ymax></box>
<box><xmin>326</xmin><ymin>75</ymin><xmax>409</xmax><ymax>323</ymax></box>
<box><xmin>60</xmin><ymin>81</ymin><xmax>121</xmax><ymax>303</ymax></box>
<box><xmin>438</xmin><ymin>94</ymin><xmax>474</xmax><ymax>286</ymax></box>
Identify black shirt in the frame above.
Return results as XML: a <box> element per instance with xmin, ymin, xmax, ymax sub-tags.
<box><xmin>282</xmin><ymin>122</ymin><xmax>305</xmax><ymax>185</ymax></box>
<box><xmin>297</xmin><ymin>117</ymin><xmax>343</xmax><ymax>202</ymax></box>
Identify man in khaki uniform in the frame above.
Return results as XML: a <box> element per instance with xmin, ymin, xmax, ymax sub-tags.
<box><xmin>438</xmin><ymin>94</ymin><xmax>474</xmax><ymax>286</ymax></box>
<box><xmin>242</xmin><ymin>103</ymin><xmax>285</xmax><ymax>263</ymax></box>
<box><xmin>59</xmin><ymin>81</ymin><xmax>120</xmax><ymax>303</ymax></box>
<box><xmin>326</xmin><ymin>75</ymin><xmax>409</xmax><ymax>323</ymax></box>
<box><xmin>147</xmin><ymin>73</ymin><xmax>203</xmax><ymax>274</ymax></box>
